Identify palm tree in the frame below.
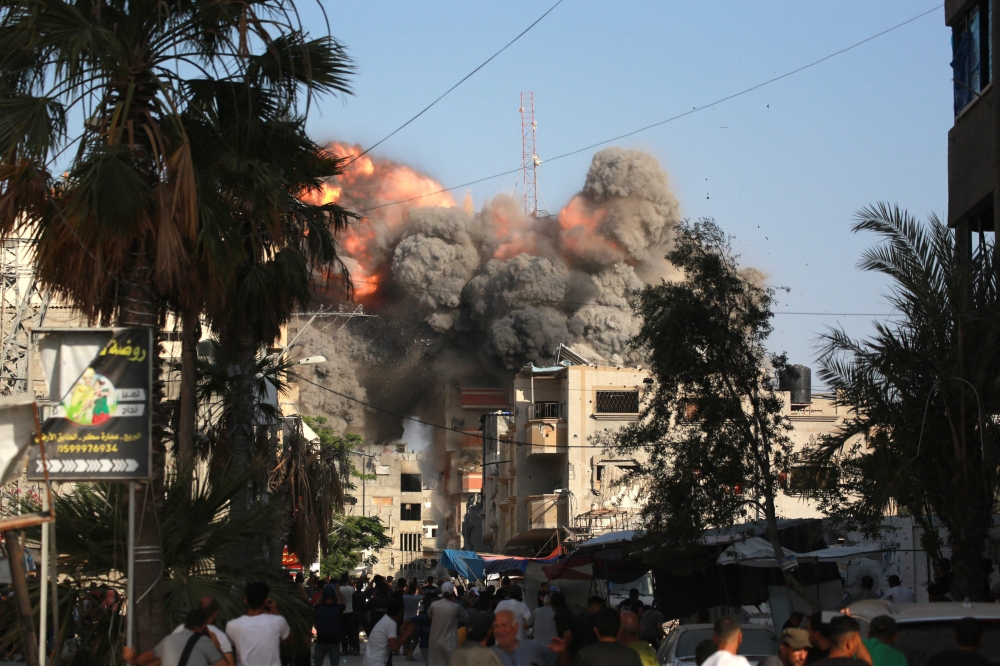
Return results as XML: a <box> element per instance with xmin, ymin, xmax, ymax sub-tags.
<box><xmin>814</xmin><ymin>204</ymin><xmax>1000</xmax><ymax>600</ymax></box>
<box><xmin>0</xmin><ymin>0</ymin><xmax>352</xmax><ymax>645</ymax></box>
<box><xmin>180</xmin><ymin>78</ymin><xmax>356</xmax><ymax>539</ymax></box>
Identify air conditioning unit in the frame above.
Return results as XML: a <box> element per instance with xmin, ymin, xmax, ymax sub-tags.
<box><xmin>489</xmin><ymin>464</ymin><xmax>499</xmax><ymax>476</ymax></box>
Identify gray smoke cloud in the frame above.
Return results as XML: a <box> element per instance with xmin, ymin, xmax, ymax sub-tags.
<box><xmin>295</xmin><ymin>147</ymin><xmax>686</xmax><ymax>548</ymax></box>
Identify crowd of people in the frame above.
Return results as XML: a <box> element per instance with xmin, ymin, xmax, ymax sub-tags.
<box><xmin>296</xmin><ymin>571</ymin><xmax>666</xmax><ymax>666</ymax></box>
<box><xmin>113</xmin><ymin>567</ymin><xmax>1000</xmax><ymax>666</ymax></box>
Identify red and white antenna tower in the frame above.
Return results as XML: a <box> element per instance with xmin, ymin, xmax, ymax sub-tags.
<box><xmin>519</xmin><ymin>92</ymin><xmax>539</xmax><ymax>217</ymax></box>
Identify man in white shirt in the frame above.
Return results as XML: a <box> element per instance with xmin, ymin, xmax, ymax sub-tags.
<box><xmin>527</xmin><ymin>594</ymin><xmax>557</xmax><ymax>646</ymax></box>
<box><xmin>701</xmin><ymin>617</ymin><xmax>751</xmax><ymax>666</ymax></box>
<box><xmin>493</xmin><ymin>585</ymin><xmax>531</xmax><ymax>642</ymax></box>
<box><xmin>884</xmin><ymin>575</ymin><xmax>916</xmax><ymax>604</ymax></box>
<box><xmin>225</xmin><ymin>582</ymin><xmax>292</xmax><ymax>666</ymax></box>
<box><xmin>363</xmin><ymin>599</ymin><xmax>413</xmax><ymax>666</ymax></box>
<box><xmin>172</xmin><ymin>597</ymin><xmax>234</xmax><ymax>666</ymax></box>
<box><xmin>338</xmin><ymin>573</ymin><xmax>359</xmax><ymax>656</ymax></box>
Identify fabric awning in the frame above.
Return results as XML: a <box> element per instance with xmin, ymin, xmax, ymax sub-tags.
<box><xmin>717</xmin><ymin>537</ymin><xmax>884</xmax><ymax>568</ymax></box>
<box><xmin>440</xmin><ymin>550</ymin><xmax>486</xmax><ymax>581</ymax></box>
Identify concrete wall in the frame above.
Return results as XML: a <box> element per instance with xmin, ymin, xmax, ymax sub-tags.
<box><xmin>948</xmin><ymin>86</ymin><xmax>994</xmax><ymax>228</ymax></box>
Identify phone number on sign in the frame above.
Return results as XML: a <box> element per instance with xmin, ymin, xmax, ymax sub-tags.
<box><xmin>56</xmin><ymin>444</ymin><xmax>119</xmax><ymax>453</ymax></box>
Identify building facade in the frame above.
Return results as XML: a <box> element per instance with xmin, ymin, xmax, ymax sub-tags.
<box><xmin>340</xmin><ymin>444</ymin><xmax>439</xmax><ymax>578</ymax></box>
<box><xmin>483</xmin><ymin>347</ymin><xmax>650</xmax><ymax>555</ymax></box>
<box><xmin>946</xmin><ymin>0</ymin><xmax>998</xmax><ymax>242</ymax></box>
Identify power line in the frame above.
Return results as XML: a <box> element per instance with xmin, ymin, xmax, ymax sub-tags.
<box><xmin>346</xmin><ymin>0</ymin><xmax>565</xmax><ymax>166</ymax></box>
<box><xmin>357</xmin><ymin>4</ymin><xmax>941</xmax><ymax>214</ymax></box>
<box><xmin>339</xmin><ymin>277</ymin><xmax>901</xmax><ymax>317</ymax></box>
<box><xmin>291</xmin><ymin>371</ymin><xmax>616</xmax><ymax>449</ymax></box>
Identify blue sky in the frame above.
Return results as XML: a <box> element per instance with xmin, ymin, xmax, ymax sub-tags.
<box><xmin>299</xmin><ymin>1</ymin><xmax>951</xmax><ymax>384</ymax></box>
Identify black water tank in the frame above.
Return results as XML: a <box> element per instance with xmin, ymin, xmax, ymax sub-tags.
<box><xmin>778</xmin><ymin>365</ymin><xmax>811</xmax><ymax>405</ymax></box>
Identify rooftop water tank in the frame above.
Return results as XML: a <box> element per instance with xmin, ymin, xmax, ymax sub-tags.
<box><xmin>778</xmin><ymin>365</ymin><xmax>811</xmax><ymax>405</ymax></box>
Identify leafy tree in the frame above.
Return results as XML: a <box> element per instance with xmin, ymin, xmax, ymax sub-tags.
<box><xmin>320</xmin><ymin>515</ymin><xmax>392</xmax><ymax>577</ymax></box>
<box><xmin>812</xmin><ymin>205</ymin><xmax>1000</xmax><ymax>600</ymax></box>
<box><xmin>0</xmin><ymin>0</ymin><xmax>353</xmax><ymax>644</ymax></box>
<box><xmin>13</xmin><ymin>469</ymin><xmax>313</xmax><ymax>665</ymax></box>
<box><xmin>607</xmin><ymin>219</ymin><xmax>814</xmax><ymax>601</ymax></box>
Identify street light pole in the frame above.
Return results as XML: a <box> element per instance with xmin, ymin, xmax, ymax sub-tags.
<box><xmin>350</xmin><ymin>449</ymin><xmax>376</xmax><ymax>518</ymax></box>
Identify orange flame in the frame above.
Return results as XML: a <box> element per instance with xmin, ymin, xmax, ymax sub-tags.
<box><xmin>557</xmin><ymin>195</ymin><xmax>623</xmax><ymax>265</ymax></box>
<box><xmin>304</xmin><ymin>142</ymin><xmax>457</xmax><ymax>299</ymax></box>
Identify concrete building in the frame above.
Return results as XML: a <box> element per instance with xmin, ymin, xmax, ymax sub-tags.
<box><xmin>439</xmin><ymin>384</ymin><xmax>509</xmax><ymax>547</ymax></box>
<box><xmin>478</xmin><ymin>352</ymin><xmax>856</xmax><ymax>553</ymax></box>
<box><xmin>483</xmin><ymin>346</ymin><xmax>650</xmax><ymax>555</ymax></box>
<box><xmin>341</xmin><ymin>443</ymin><xmax>439</xmax><ymax>579</ymax></box>
<box><xmin>945</xmin><ymin>0</ymin><xmax>998</xmax><ymax>242</ymax></box>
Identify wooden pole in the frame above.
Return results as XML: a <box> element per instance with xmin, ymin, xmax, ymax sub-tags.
<box><xmin>5</xmin><ymin>530</ymin><xmax>39</xmax><ymax>666</ymax></box>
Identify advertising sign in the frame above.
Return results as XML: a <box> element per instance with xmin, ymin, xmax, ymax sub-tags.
<box><xmin>27</xmin><ymin>328</ymin><xmax>152</xmax><ymax>480</ymax></box>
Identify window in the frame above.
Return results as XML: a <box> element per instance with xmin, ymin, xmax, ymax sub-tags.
<box><xmin>788</xmin><ymin>466</ymin><xmax>838</xmax><ymax>493</ymax></box>
<box><xmin>401</xmin><ymin>503</ymin><xmax>422</xmax><ymax>520</ymax></box>
<box><xmin>400</xmin><ymin>533</ymin><xmax>422</xmax><ymax>552</ymax></box>
<box><xmin>452</xmin><ymin>418</ymin><xmax>465</xmax><ymax>429</ymax></box>
<box><xmin>953</xmin><ymin>0</ymin><xmax>992</xmax><ymax>115</ymax></box>
<box><xmin>595</xmin><ymin>390</ymin><xmax>639</xmax><ymax>414</ymax></box>
<box><xmin>401</xmin><ymin>473</ymin><xmax>421</xmax><ymax>492</ymax></box>
<box><xmin>533</xmin><ymin>401</ymin><xmax>560</xmax><ymax>419</ymax></box>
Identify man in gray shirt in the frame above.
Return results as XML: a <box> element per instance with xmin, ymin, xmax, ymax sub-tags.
<box><xmin>124</xmin><ymin>608</ymin><xmax>227</xmax><ymax>666</ymax></box>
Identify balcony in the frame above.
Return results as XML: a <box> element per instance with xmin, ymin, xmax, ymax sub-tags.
<box><xmin>525</xmin><ymin>494</ymin><xmax>569</xmax><ymax>530</ymax></box>
<box><xmin>524</xmin><ymin>419</ymin><xmax>567</xmax><ymax>456</ymax></box>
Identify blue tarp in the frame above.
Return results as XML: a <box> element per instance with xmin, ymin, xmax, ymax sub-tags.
<box><xmin>484</xmin><ymin>557</ymin><xmax>529</xmax><ymax>575</ymax></box>
<box><xmin>440</xmin><ymin>550</ymin><xmax>486</xmax><ymax>581</ymax></box>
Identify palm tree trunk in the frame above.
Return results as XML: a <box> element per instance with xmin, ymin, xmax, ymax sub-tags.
<box><xmin>177</xmin><ymin>307</ymin><xmax>200</xmax><ymax>479</ymax></box>
<box><xmin>227</xmin><ymin>330</ymin><xmax>259</xmax><ymax>562</ymax></box>
<box><xmin>119</xmin><ymin>254</ymin><xmax>167</xmax><ymax>651</ymax></box>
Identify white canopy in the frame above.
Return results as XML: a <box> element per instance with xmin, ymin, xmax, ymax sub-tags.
<box><xmin>717</xmin><ymin>537</ymin><xmax>883</xmax><ymax>568</ymax></box>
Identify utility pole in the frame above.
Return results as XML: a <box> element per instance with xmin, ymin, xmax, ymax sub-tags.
<box><xmin>351</xmin><ymin>448</ymin><xmax>376</xmax><ymax>518</ymax></box>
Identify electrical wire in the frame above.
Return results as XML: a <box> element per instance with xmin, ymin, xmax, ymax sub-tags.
<box><xmin>357</xmin><ymin>3</ymin><xmax>942</xmax><ymax>214</ymax></box>
<box><xmin>337</xmin><ymin>277</ymin><xmax>900</xmax><ymax>316</ymax></box>
<box><xmin>346</xmin><ymin>0</ymin><xmax>565</xmax><ymax>166</ymax></box>
<box><xmin>291</xmin><ymin>371</ymin><xmax>621</xmax><ymax>449</ymax></box>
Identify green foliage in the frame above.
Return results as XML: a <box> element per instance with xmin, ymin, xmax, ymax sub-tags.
<box><xmin>5</xmin><ymin>468</ymin><xmax>314</xmax><ymax>663</ymax></box>
<box><xmin>607</xmin><ymin>218</ymin><xmax>793</xmax><ymax>567</ymax></box>
<box><xmin>812</xmin><ymin>204</ymin><xmax>1000</xmax><ymax>599</ymax></box>
<box><xmin>302</xmin><ymin>416</ymin><xmax>362</xmax><ymax>493</ymax></box>
<box><xmin>320</xmin><ymin>515</ymin><xmax>392</xmax><ymax>577</ymax></box>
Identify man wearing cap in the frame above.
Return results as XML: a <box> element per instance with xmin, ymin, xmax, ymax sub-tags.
<box><xmin>428</xmin><ymin>581</ymin><xmax>469</xmax><ymax>666</ymax></box>
<box><xmin>861</xmin><ymin>616</ymin><xmax>905</xmax><ymax>666</ymax></box>
<box><xmin>449</xmin><ymin>611</ymin><xmax>503</xmax><ymax>666</ymax></box>
<box><xmin>760</xmin><ymin>628</ymin><xmax>810</xmax><ymax>666</ymax></box>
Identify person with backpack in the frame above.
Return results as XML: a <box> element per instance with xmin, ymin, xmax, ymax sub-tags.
<box><xmin>123</xmin><ymin>608</ymin><xmax>227</xmax><ymax>666</ymax></box>
<box><xmin>314</xmin><ymin>585</ymin><xmax>345</xmax><ymax>666</ymax></box>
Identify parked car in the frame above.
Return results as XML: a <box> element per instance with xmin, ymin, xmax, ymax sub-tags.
<box><xmin>656</xmin><ymin>623</ymin><xmax>778</xmax><ymax>666</ymax></box>
<box><xmin>848</xmin><ymin>599</ymin><xmax>1000</xmax><ymax>666</ymax></box>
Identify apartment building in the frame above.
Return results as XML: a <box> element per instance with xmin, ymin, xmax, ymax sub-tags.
<box><xmin>341</xmin><ymin>444</ymin><xmax>439</xmax><ymax>578</ymax></box>
<box><xmin>440</xmin><ymin>383</ymin><xmax>509</xmax><ymax>547</ymax></box>
<box><xmin>479</xmin><ymin>353</ymin><xmax>851</xmax><ymax>554</ymax></box>
<box><xmin>946</xmin><ymin>0</ymin><xmax>997</xmax><ymax>242</ymax></box>
<box><xmin>483</xmin><ymin>346</ymin><xmax>650</xmax><ymax>555</ymax></box>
